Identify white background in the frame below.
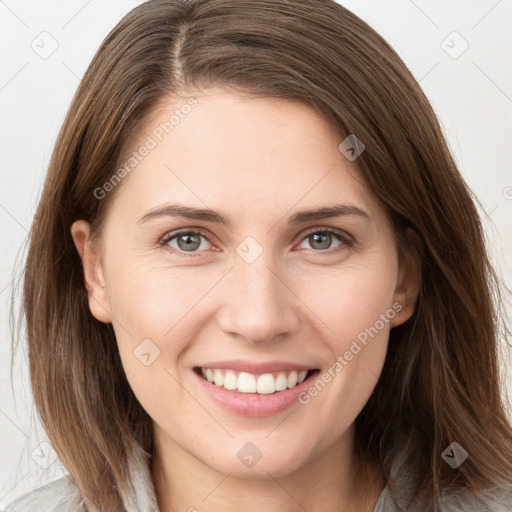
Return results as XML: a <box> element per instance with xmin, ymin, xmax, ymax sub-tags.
<box><xmin>1</xmin><ymin>0</ymin><xmax>511</xmax><ymax>507</ymax></box>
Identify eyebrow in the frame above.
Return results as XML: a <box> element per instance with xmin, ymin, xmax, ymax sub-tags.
<box><xmin>136</xmin><ymin>203</ymin><xmax>371</xmax><ymax>227</ymax></box>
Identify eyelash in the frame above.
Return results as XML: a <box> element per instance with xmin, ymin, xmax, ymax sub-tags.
<box><xmin>158</xmin><ymin>227</ymin><xmax>354</xmax><ymax>258</ymax></box>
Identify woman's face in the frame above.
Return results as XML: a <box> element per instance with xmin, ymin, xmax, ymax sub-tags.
<box><xmin>72</xmin><ymin>90</ymin><xmax>417</xmax><ymax>479</ymax></box>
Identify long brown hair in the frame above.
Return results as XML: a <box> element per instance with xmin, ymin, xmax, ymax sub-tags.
<box><xmin>14</xmin><ymin>0</ymin><xmax>512</xmax><ymax>509</ymax></box>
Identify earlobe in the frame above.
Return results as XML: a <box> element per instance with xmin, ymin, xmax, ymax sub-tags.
<box><xmin>390</xmin><ymin>231</ymin><xmax>421</xmax><ymax>328</ymax></box>
<box><xmin>70</xmin><ymin>220</ymin><xmax>112</xmax><ymax>324</ymax></box>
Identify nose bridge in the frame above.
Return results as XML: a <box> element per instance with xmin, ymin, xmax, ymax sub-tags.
<box><xmin>217</xmin><ymin>241</ymin><xmax>299</xmax><ymax>344</ymax></box>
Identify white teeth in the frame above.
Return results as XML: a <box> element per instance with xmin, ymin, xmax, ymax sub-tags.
<box><xmin>223</xmin><ymin>371</ymin><xmax>238</xmax><ymax>390</ymax></box>
<box><xmin>275</xmin><ymin>372</ymin><xmax>288</xmax><ymax>391</ymax></box>
<box><xmin>199</xmin><ymin>368</ymin><xmax>311</xmax><ymax>394</ymax></box>
<box><xmin>287</xmin><ymin>370</ymin><xmax>298</xmax><ymax>388</ymax></box>
<box><xmin>256</xmin><ymin>374</ymin><xmax>276</xmax><ymax>394</ymax></box>
<box><xmin>213</xmin><ymin>369</ymin><xmax>224</xmax><ymax>387</ymax></box>
<box><xmin>238</xmin><ymin>372</ymin><xmax>256</xmax><ymax>393</ymax></box>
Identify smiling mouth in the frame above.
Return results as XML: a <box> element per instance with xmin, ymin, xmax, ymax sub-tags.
<box><xmin>193</xmin><ymin>367</ymin><xmax>319</xmax><ymax>395</ymax></box>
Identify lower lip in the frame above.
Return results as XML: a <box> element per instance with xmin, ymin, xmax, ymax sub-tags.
<box><xmin>194</xmin><ymin>369</ymin><xmax>320</xmax><ymax>417</ymax></box>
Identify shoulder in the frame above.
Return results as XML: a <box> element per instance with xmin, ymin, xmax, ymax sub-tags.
<box><xmin>438</xmin><ymin>483</ymin><xmax>512</xmax><ymax>512</ymax></box>
<box><xmin>374</xmin><ymin>441</ymin><xmax>512</xmax><ymax>511</ymax></box>
<box><xmin>4</xmin><ymin>475</ymin><xmax>83</xmax><ymax>512</ymax></box>
<box><xmin>373</xmin><ymin>480</ymin><xmax>512</xmax><ymax>512</ymax></box>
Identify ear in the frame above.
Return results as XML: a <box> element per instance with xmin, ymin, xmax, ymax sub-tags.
<box><xmin>390</xmin><ymin>229</ymin><xmax>421</xmax><ymax>328</ymax></box>
<box><xmin>70</xmin><ymin>220</ymin><xmax>112</xmax><ymax>323</ymax></box>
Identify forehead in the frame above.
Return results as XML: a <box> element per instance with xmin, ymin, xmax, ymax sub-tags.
<box><xmin>109</xmin><ymin>91</ymin><xmax>382</xmax><ymax>224</ymax></box>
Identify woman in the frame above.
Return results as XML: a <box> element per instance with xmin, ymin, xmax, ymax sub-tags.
<box><xmin>8</xmin><ymin>0</ymin><xmax>512</xmax><ymax>510</ymax></box>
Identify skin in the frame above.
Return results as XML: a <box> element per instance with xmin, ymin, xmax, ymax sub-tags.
<box><xmin>71</xmin><ymin>90</ymin><xmax>420</xmax><ymax>512</ymax></box>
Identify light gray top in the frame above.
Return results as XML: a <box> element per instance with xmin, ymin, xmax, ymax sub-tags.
<box><xmin>5</xmin><ymin>445</ymin><xmax>512</xmax><ymax>512</ymax></box>
<box><xmin>373</xmin><ymin>477</ymin><xmax>512</xmax><ymax>512</ymax></box>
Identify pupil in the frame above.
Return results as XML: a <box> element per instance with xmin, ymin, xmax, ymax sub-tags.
<box><xmin>311</xmin><ymin>233</ymin><xmax>331</xmax><ymax>250</ymax></box>
<box><xmin>178</xmin><ymin>234</ymin><xmax>200</xmax><ymax>251</ymax></box>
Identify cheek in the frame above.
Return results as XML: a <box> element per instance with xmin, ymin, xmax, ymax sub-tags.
<box><xmin>293</xmin><ymin>257</ymin><xmax>397</xmax><ymax>423</ymax></box>
<box><xmin>297</xmin><ymin>254</ymin><xmax>398</xmax><ymax>347</ymax></box>
<box><xmin>105</xmin><ymin>251</ymin><xmax>216</xmax><ymax>335</ymax></box>
<box><xmin>105</xmin><ymin>259</ymin><xmax>200</xmax><ymax>422</ymax></box>
<box><xmin>103</xmin><ymin>256</ymin><xmax>223</xmax><ymax>390</ymax></box>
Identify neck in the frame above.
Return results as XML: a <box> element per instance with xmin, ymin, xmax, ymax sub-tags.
<box><xmin>151</xmin><ymin>424</ymin><xmax>384</xmax><ymax>512</ymax></box>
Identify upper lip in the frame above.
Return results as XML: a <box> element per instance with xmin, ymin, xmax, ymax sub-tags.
<box><xmin>196</xmin><ymin>359</ymin><xmax>317</xmax><ymax>374</ymax></box>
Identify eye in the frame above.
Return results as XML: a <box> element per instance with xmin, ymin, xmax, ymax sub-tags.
<box><xmin>159</xmin><ymin>227</ymin><xmax>353</xmax><ymax>257</ymax></box>
<box><xmin>296</xmin><ymin>227</ymin><xmax>352</xmax><ymax>254</ymax></box>
<box><xmin>159</xmin><ymin>229</ymin><xmax>213</xmax><ymax>257</ymax></box>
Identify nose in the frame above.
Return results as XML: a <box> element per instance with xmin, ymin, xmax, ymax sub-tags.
<box><xmin>216</xmin><ymin>251</ymin><xmax>301</xmax><ymax>345</ymax></box>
